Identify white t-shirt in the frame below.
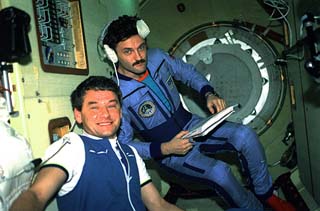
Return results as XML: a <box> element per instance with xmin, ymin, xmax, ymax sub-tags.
<box><xmin>42</xmin><ymin>132</ymin><xmax>151</xmax><ymax>196</ymax></box>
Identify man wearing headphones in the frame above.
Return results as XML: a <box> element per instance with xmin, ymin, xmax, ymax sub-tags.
<box><xmin>10</xmin><ymin>76</ymin><xmax>184</xmax><ymax>211</ymax></box>
<box><xmin>99</xmin><ymin>15</ymin><xmax>296</xmax><ymax>211</ymax></box>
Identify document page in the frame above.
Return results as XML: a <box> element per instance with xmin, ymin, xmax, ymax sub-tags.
<box><xmin>182</xmin><ymin>104</ymin><xmax>238</xmax><ymax>139</ymax></box>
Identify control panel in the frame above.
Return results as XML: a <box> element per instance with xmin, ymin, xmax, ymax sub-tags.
<box><xmin>33</xmin><ymin>0</ymin><xmax>88</xmax><ymax>75</ymax></box>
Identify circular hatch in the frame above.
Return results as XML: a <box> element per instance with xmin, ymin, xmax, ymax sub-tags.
<box><xmin>169</xmin><ymin>22</ymin><xmax>286</xmax><ymax>135</ymax></box>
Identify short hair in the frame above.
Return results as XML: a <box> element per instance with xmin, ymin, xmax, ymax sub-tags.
<box><xmin>103</xmin><ymin>15</ymin><xmax>140</xmax><ymax>50</ymax></box>
<box><xmin>71</xmin><ymin>76</ymin><xmax>122</xmax><ymax>111</ymax></box>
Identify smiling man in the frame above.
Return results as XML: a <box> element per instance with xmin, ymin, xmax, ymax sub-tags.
<box><xmin>10</xmin><ymin>76</ymin><xmax>184</xmax><ymax>211</ymax></box>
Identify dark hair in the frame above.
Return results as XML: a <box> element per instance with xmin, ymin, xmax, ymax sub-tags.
<box><xmin>71</xmin><ymin>76</ymin><xmax>122</xmax><ymax>111</ymax></box>
<box><xmin>103</xmin><ymin>15</ymin><xmax>140</xmax><ymax>50</ymax></box>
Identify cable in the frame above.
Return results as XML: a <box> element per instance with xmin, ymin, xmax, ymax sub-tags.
<box><xmin>264</xmin><ymin>0</ymin><xmax>290</xmax><ymax>20</ymax></box>
<box><xmin>116</xmin><ymin>140</ymin><xmax>136</xmax><ymax>211</ymax></box>
<box><xmin>112</xmin><ymin>62</ymin><xmax>120</xmax><ymax>86</ymax></box>
<box><xmin>39</xmin><ymin>136</ymin><xmax>71</xmax><ymax>167</ymax></box>
<box><xmin>263</xmin><ymin>0</ymin><xmax>293</xmax><ymax>47</ymax></box>
<box><xmin>0</xmin><ymin>158</ymin><xmax>42</xmax><ymax>183</ymax></box>
<box><xmin>69</xmin><ymin>120</ymin><xmax>76</xmax><ymax>132</ymax></box>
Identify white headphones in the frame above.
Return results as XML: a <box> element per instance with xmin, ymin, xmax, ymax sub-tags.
<box><xmin>97</xmin><ymin>19</ymin><xmax>150</xmax><ymax>64</ymax></box>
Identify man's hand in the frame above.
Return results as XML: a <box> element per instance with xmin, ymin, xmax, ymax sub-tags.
<box><xmin>161</xmin><ymin>131</ymin><xmax>193</xmax><ymax>156</ymax></box>
<box><xmin>206</xmin><ymin>94</ymin><xmax>226</xmax><ymax>114</ymax></box>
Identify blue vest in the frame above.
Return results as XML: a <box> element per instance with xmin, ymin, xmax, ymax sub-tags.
<box><xmin>57</xmin><ymin>136</ymin><xmax>146</xmax><ymax>211</ymax></box>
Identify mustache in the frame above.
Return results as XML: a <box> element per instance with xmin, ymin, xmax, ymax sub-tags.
<box><xmin>133</xmin><ymin>59</ymin><xmax>146</xmax><ymax>66</ymax></box>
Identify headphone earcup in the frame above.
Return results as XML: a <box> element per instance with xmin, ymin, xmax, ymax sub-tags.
<box><xmin>136</xmin><ymin>19</ymin><xmax>150</xmax><ymax>38</ymax></box>
<box><xmin>104</xmin><ymin>44</ymin><xmax>118</xmax><ymax>63</ymax></box>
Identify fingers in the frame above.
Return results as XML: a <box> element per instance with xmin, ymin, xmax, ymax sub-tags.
<box><xmin>175</xmin><ymin>137</ymin><xmax>193</xmax><ymax>155</ymax></box>
<box><xmin>176</xmin><ymin>130</ymin><xmax>189</xmax><ymax>139</ymax></box>
<box><xmin>165</xmin><ymin>131</ymin><xmax>194</xmax><ymax>155</ymax></box>
<box><xmin>215</xmin><ymin>100</ymin><xmax>226</xmax><ymax>112</ymax></box>
<box><xmin>208</xmin><ymin>98</ymin><xmax>226</xmax><ymax>114</ymax></box>
<box><xmin>212</xmin><ymin>104</ymin><xmax>217</xmax><ymax>113</ymax></box>
<box><xmin>179</xmin><ymin>139</ymin><xmax>193</xmax><ymax>155</ymax></box>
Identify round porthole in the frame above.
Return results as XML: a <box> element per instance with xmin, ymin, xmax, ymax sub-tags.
<box><xmin>170</xmin><ymin>22</ymin><xmax>286</xmax><ymax>135</ymax></box>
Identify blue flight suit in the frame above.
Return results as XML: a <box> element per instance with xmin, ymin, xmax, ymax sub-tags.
<box><xmin>118</xmin><ymin>48</ymin><xmax>273</xmax><ymax>210</ymax></box>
